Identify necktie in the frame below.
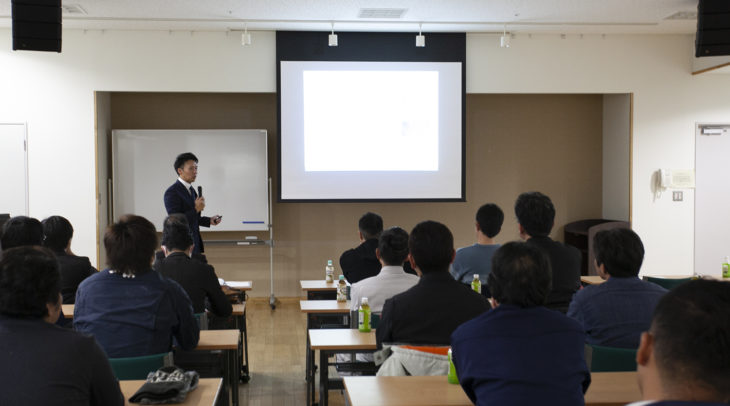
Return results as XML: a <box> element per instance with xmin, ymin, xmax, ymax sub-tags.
<box><xmin>189</xmin><ymin>186</ymin><xmax>196</xmax><ymax>198</ymax></box>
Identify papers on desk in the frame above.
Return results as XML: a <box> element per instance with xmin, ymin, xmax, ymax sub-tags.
<box><xmin>218</xmin><ymin>278</ymin><xmax>250</xmax><ymax>289</ymax></box>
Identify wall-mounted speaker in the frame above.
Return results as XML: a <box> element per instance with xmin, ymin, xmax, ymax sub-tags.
<box><xmin>696</xmin><ymin>0</ymin><xmax>730</xmax><ymax>57</ymax></box>
<box><xmin>12</xmin><ymin>0</ymin><xmax>62</xmax><ymax>53</ymax></box>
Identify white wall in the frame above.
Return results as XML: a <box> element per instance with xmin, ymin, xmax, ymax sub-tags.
<box><xmin>2</xmin><ymin>29</ymin><xmax>730</xmax><ymax>276</ymax></box>
<box><xmin>602</xmin><ymin>94</ymin><xmax>630</xmax><ymax>221</ymax></box>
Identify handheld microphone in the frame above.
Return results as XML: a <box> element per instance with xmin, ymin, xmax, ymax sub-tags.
<box><xmin>198</xmin><ymin>186</ymin><xmax>202</xmax><ymax>197</ymax></box>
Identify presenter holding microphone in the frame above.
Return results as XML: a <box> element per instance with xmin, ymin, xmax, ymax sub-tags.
<box><xmin>164</xmin><ymin>152</ymin><xmax>222</xmax><ymax>259</ymax></box>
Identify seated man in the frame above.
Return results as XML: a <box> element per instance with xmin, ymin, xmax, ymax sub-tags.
<box><xmin>74</xmin><ymin>215</ymin><xmax>199</xmax><ymax>358</ymax></box>
<box><xmin>450</xmin><ymin>203</ymin><xmax>504</xmax><ymax>294</ymax></box>
<box><xmin>633</xmin><ymin>280</ymin><xmax>730</xmax><ymax>405</ymax></box>
<box><xmin>376</xmin><ymin>221</ymin><xmax>489</xmax><ymax>348</ymax></box>
<box><xmin>350</xmin><ymin>226</ymin><xmax>419</xmax><ymax>312</ymax></box>
<box><xmin>515</xmin><ymin>191</ymin><xmax>581</xmax><ymax>312</ymax></box>
<box><xmin>567</xmin><ymin>228</ymin><xmax>667</xmax><ymax>348</ymax></box>
<box><xmin>155</xmin><ymin>215</ymin><xmax>232</xmax><ymax>317</ymax></box>
<box><xmin>0</xmin><ymin>246</ymin><xmax>123</xmax><ymax>406</ymax></box>
<box><xmin>340</xmin><ymin>212</ymin><xmax>384</xmax><ymax>284</ymax></box>
<box><xmin>451</xmin><ymin>242</ymin><xmax>590</xmax><ymax>406</ymax></box>
<box><xmin>42</xmin><ymin>215</ymin><xmax>98</xmax><ymax>304</ymax></box>
<box><xmin>0</xmin><ymin>215</ymin><xmax>43</xmax><ymax>250</ymax></box>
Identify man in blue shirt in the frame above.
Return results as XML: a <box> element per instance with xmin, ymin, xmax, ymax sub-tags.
<box><xmin>450</xmin><ymin>203</ymin><xmax>503</xmax><ymax>296</ymax></box>
<box><xmin>451</xmin><ymin>241</ymin><xmax>590</xmax><ymax>406</ymax></box>
<box><xmin>631</xmin><ymin>280</ymin><xmax>730</xmax><ymax>406</ymax></box>
<box><xmin>567</xmin><ymin>228</ymin><xmax>667</xmax><ymax>349</ymax></box>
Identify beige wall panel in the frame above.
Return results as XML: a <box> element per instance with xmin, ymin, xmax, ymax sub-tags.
<box><xmin>110</xmin><ymin>92</ymin><xmax>603</xmax><ymax>297</ymax></box>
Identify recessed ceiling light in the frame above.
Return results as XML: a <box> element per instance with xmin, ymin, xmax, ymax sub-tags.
<box><xmin>358</xmin><ymin>8</ymin><xmax>407</xmax><ymax>19</ymax></box>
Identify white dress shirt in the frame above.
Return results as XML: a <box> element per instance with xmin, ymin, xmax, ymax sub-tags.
<box><xmin>350</xmin><ymin>265</ymin><xmax>419</xmax><ymax>312</ymax></box>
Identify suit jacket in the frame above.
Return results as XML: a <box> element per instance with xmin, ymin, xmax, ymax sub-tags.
<box><xmin>526</xmin><ymin>236</ymin><xmax>581</xmax><ymax>310</ymax></box>
<box><xmin>53</xmin><ymin>250</ymin><xmax>97</xmax><ymax>304</ymax></box>
<box><xmin>376</xmin><ymin>271</ymin><xmax>490</xmax><ymax>348</ymax></box>
<box><xmin>164</xmin><ymin>180</ymin><xmax>211</xmax><ymax>255</ymax></box>
<box><xmin>451</xmin><ymin>304</ymin><xmax>590</xmax><ymax>406</ymax></box>
<box><xmin>154</xmin><ymin>252</ymin><xmax>232</xmax><ymax>317</ymax></box>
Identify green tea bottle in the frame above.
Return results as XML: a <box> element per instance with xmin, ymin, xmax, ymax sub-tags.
<box><xmin>358</xmin><ymin>297</ymin><xmax>371</xmax><ymax>332</ymax></box>
<box><xmin>471</xmin><ymin>274</ymin><xmax>481</xmax><ymax>294</ymax></box>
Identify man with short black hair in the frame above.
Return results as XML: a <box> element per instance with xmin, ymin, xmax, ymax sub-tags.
<box><xmin>376</xmin><ymin>220</ymin><xmax>489</xmax><ymax>348</ymax></box>
<box><xmin>451</xmin><ymin>241</ymin><xmax>590</xmax><ymax>406</ymax></box>
<box><xmin>0</xmin><ymin>215</ymin><xmax>43</xmax><ymax>250</ymax></box>
<box><xmin>164</xmin><ymin>152</ymin><xmax>222</xmax><ymax>258</ymax></box>
<box><xmin>155</xmin><ymin>215</ymin><xmax>232</xmax><ymax>317</ymax></box>
<box><xmin>567</xmin><ymin>228</ymin><xmax>667</xmax><ymax>348</ymax></box>
<box><xmin>350</xmin><ymin>226</ymin><xmax>419</xmax><ymax>312</ymax></box>
<box><xmin>515</xmin><ymin>191</ymin><xmax>580</xmax><ymax>311</ymax></box>
<box><xmin>632</xmin><ymin>280</ymin><xmax>730</xmax><ymax>405</ymax></box>
<box><xmin>42</xmin><ymin>215</ymin><xmax>98</xmax><ymax>304</ymax></box>
<box><xmin>450</xmin><ymin>203</ymin><xmax>504</xmax><ymax>294</ymax></box>
<box><xmin>340</xmin><ymin>212</ymin><xmax>384</xmax><ymax>284</ymax></box>
<box><xmin>0</xmin><ymin>246</ymin><xmax>124</xmax><ymax>406</ymax></box>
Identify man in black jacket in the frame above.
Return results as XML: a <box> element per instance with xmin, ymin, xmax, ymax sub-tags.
<box><xmin>376</xmin><ymin>220</ymin><xmax>490</xmax><ymax>348</ymax></box>
<box><xmin>41</xmin><ymin>216</ymin><xmax>97</xmax><ymax>304</ymax></box>
<box><xmin>515</xmin><ymin>192</ymin><xmax>580</xmax><ymax>312</ymax></box>
<box><xmin>154</xmin><ymin>215</ymin><xmax>231</xmax><ymax>317</ymax></box>
<box><xmin>340</xmin><ymin>212</ymin><xmax>384</xmax><ymax>284</ymax></box>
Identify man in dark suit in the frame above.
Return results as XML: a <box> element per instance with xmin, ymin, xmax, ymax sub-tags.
<box><xmin>163</xmin><ymin>152</ymin><xmax>221</xmax><ymax>258</ymax></box>
<box><xmin>376</xmin><ymin>220</ymin><xmax>490</xmax><ymax>348</ymax></box>
<box><xmin>41</xmin><ymin>216</ymin><xmax>97</xmax><ymax>304</ymax></box>
<box><xmin>340</xmin><ymin>212</ymin><xmax>383</xmax><ymax>284</ymax></box>
<box><xmin>515</xmin><ymin>191</ymin><xmax>580</xmax><ymax>312</ymax></box>
<box><xmin>154</xmin><ymin>216</ymin><xmax>231</xmax><ymax>317</ymax></box>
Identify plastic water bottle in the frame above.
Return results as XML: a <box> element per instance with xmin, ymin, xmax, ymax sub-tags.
<box><xmin>325</xmin><ymin>259</ymin><xmax>334</xmax><ymax>283</ymax></box>
<box><xmin>337</xmin><ymin>275</ymin><xmax>347</xmax><ymax>302</ymax></box>
<box><xmin>358</xmin><ymin>297</ymin><xmax>371</xmax><ymax>332</ymax></box>
<box><xmin>447</xmin><ymin>348</ymin><xmax>459</xmax><ymax>384</ymax></box>
<box><xmin>471</xmin><ymin>274</ymin><xmax>481</xmax><ymax>294</ymax></box>
<box><xmin>723</xmin><ymin>257</ymin><xmax>730</xmax><ymax>279</ymax></box>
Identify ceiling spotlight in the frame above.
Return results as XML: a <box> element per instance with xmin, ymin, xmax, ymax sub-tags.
<box><xmin>416</xmin><ymin>24</ymin><xmax>425</xmax><ymax>47</ymax></box>
<box><xmin>242</xmin><ymin>24</ymin><xmax>251</xmax><ymax>46</ymax></box>
<box><xmin>500</xmin><ymin>25</ymin><xmax>510</xmax><ymax>48</ymax></box>
<box><xmin>328</xmin><ymin>23</ymin><xmax>338</xmax><ymax>47</ymax></box>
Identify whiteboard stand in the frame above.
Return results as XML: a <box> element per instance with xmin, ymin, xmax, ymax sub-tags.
<box><xmin>268</xmin><ymin>177</ymin><xmax>276</xmax><ymax>310</ymax></box>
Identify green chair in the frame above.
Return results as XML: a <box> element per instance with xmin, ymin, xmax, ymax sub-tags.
<box><xmin>585</xmin><ymin>344</ymin><xmax>637</xmax><ymax>372</ymax></box>
<box><xmin>109</xmin><ymin>352</ymin><xmax>172</xmax><ymax>380</ymax></box>
<box><xmin>646</xmin><ymin>276</ymin><xmax>692</xmax><ymax>290</ymax></box>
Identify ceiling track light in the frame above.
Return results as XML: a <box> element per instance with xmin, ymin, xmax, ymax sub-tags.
<box><xmin>416</xmin><ymin>23</ymin><xmax>425</xmax><ymax>47</ymax></box>
<box><xmin>241</xmin><ymin>23</ymin><xmax>251</xmax><ymax>46</ymax></box>
<box><xmin>500</xmin><ymin>24</ymin><xmax>510</xmax><ymax>48</ymax></box>
<box><xmin>328</xmin><ymin>23</ymin><xmax>338</xmax><ymax>47</ymax></box>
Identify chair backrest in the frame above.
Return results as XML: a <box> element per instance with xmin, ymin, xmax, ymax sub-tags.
<box><xmin>646</xmin><ymin>276</ymin><xmax>692</xmax><ymax>290</ymax></box>
<box><xmin>349</xmin><ymin>310</ymin><xmax>382</xmax><ymax>329</ymax></box>
<box><xmin>109</xmin><ymin>352</ymin><xmax>172</xmax><ymax>380</ymax></box>
<box><xmin>194</xmin><ymin>312</ymin><xmax>209</xmax><ymax>330</ymax></box>
<box><xmin>585</xmin><ymin>344</ymin><xmax>637</xmax><ymax>372</ymax></box>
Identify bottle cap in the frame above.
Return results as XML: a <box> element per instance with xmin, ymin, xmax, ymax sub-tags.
<box><xmin>473</xmin><ymin>274</ymin><xmax>479</xmax><ymax>280</ymax></box>
<box><xmin>327</xmin><ymin>259</ymin><xmax>333</xmax><ymax>265</ymax></box>
<box><xmin>361</xmin><ymin>297</ymin><xmax>368</xmax><ymax>304</ymax></box>
<box><xmin>339</xmin><ymin>275</ymin><xmax>345</xmax><ymax>280</ymax></box>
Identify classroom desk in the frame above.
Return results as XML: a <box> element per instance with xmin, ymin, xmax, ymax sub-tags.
<box><xmin>121</xmin><ymin>377</ymin><xmax>222</xmax><ymax>406</ymax></box>
<box><xmin>196</xmin><ymin>329</ymin><xmax>241</xmax><ymax>406</ymax></box>
<box><xmin>343</xmin><ymin>372</ymin><xmax>641</xmax><ymax>406</ymax></box>
<box><xmin>309</xmin><ymin>329</ymin><xmax>376</xmax><ymax>406</ymax></box>
<box><xmin>300</xmin><ymin>300</ymin><xmax>352</xmax><ymax>404</ymax></box>
<box><xmin>62</xmin><ymin>304</ymin><xmax>74</xmax><ymax>318</ymax></box>
<box><xmin>231</xmin><ymin>303</ymin><xmax>250</xmax><ymax>382</ymax></box>
<box><xmin>580</xmin><ymin>276</ymin><xmax>605</xmax><ymax>285</ymax></box>
<box><xmin>301</xmin><ymin>279</ymin><xmax>348</xmax><ymax>300</ymax></box>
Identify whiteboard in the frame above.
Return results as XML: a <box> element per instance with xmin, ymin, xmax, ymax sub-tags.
<box><xmin>694</xmin><ymin>124</ymin><xmax>730</xmax><ymax>277</ymax></box>
<box><xmin>112</xmin><ymin>129</ymin><xmax>269</xmax><ymax>232</ymax></box>
<box><xmin>0</xmin><ymin>123</ymin><xmax>28</xmax><ymax>216</ymax></box>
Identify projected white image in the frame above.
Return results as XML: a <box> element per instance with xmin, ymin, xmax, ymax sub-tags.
<box><xmin>303</xmin><ymin>70</ymin><xmax>439</xmax><ymax>172</ymax></box>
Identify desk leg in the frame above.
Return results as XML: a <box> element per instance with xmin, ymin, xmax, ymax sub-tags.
<box><xmin>318</xmin><ymin>349</ymin><xmax>329</xmax><ymax>406</ymax></box>
<box><xmin>237</xmin><ymin>308</ymin><xmax>250</xmax><ymax>383</ymax></box>
<box><xmin>230</xmin><ymin>348</ymin><xmax>239</xmax><ymax>406</ymax></box>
